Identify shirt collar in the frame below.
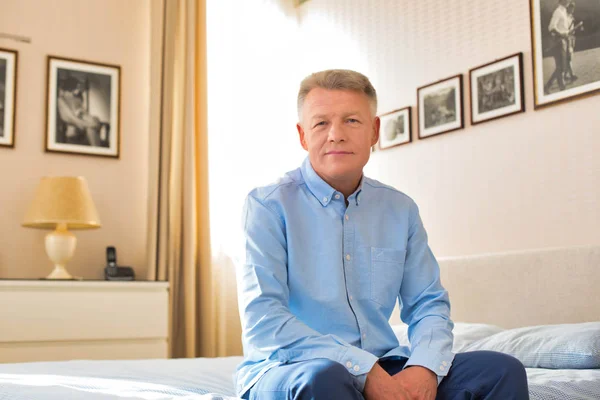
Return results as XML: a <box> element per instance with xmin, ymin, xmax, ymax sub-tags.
<box><xmin>301</xmin><ymin>156</ymin><xmax>364</xmax><ymax>207</ymax></box>
<box><xmin>351</xmin><ymin>177</ymin><xmax>364</xmax><ymax>206</ymax></box>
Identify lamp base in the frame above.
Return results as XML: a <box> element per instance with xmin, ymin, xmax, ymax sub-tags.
<box><xmin>46</xmin><ymin>265</ymin><xmax>74</xmax><ymax>280</ymax></box>
<box><xmin>44</xmin><ymin>224</ymin><xmax>77</xmax><ymax>280</ymax></box>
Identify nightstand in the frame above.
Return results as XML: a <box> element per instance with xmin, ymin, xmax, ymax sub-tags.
<box><xmin>0</xmin><ymin>280</ymin><xmax>169</xmax><ymax>363</ymax></box>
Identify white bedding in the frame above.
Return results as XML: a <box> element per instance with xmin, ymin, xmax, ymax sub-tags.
<box><xmin>527</xmin><ymin>368</ymin><xmax>600</xmax><ymax>400</ymax></box>
<box><xmin>0</xmin><ymin>357</ymin><xmax>242</xmax><ymax>400</ymax></box>
<box><xmin>1</xmin><ymin>356</ymin><xmax>600</xmax><ymax>399</ymax></box>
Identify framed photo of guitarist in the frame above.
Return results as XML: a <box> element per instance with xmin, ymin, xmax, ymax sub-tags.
<box><xmin>530</xmin><ymin>0</ymin><xmax>600</xmax><ymax>108</ymax></box>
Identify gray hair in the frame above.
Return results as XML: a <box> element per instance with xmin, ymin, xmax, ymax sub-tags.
<box><xmin>297</xmin><ymin>69</ymin><xmax>378</xmax><ymax>122</ymax></box>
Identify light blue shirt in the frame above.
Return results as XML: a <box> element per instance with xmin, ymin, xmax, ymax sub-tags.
<box><xmin>235</xmin><ymin>157</ymin><xmax>455</xmax><ymax>397</ymax></box>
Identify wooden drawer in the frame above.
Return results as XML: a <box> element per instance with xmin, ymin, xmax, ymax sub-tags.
<box><xmin>0</xmin><ymin>281</ymin><xmax>169</xmax><ymax>363</ymax></box>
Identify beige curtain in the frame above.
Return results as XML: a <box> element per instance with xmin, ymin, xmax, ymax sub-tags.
<box><xmin>146</xmin><ymin>0</ymin><xmax>223</xmax><ymax>358</ymax></box>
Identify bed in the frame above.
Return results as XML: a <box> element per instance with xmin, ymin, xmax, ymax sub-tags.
<box><xmin>1</xmin><ymin>245</ymin><xmax>599</xmax><ymax>399</ymax></box>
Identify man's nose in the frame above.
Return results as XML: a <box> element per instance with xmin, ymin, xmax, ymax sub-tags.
<box><xmin>327</xmin><ymin>121</ymin><xmax>346</xmax><ymax>142</ymax></box>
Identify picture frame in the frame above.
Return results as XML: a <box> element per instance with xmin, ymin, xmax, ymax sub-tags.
<box><xmin>469</xmin><ymin>53</ymin><xmax>525</xmax><ymax>125</ymax></box>
<box><xmin>530</xmin><ymin>0</ymin><xmax>600</xmax><ymax>109</ymax></box>
<box><xmin>418</xmin><ymin>75</ymin><xmax>464</xmax><ymax>139</ymax></box>
<box><xmin>0</xmin><ymin>48</ymin><xmax>18</xmax><ymax>148</ymax></box>
<box><xmin>378</xmin><ymin>106</ymin><xmax>412</xmax><ymax>150</ymax></box>
<box><xmin>45</xmin><ymin>56</ymin><xmax>121</xmax><ymax>158</ymax></box>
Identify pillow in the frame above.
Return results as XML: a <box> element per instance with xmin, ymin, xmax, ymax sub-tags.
<box><xmin>461</xmin><ymin>322</ymin><xmax>600</xmax><ymax>369</ymax></box>
<box><xmin>451</xmin><ymin>322</ymin><xmax>505</xmax><ymax>353</ymax></box>
<box><xmin>391</xmin><ymin>322</ymin><xmax>505</xmax><ymax>352</ymax></box>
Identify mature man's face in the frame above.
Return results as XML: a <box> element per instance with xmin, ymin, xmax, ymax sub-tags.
<box><xmin>297</xmin><ymin>88</ymin><xmax>379</xmax><ymax>185</ymax></box>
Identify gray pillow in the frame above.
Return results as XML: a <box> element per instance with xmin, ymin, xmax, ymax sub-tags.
<box><xmin>461</xmin><ymin>322</ymin><xmax>600</xmax><ymax>369</ymax></box>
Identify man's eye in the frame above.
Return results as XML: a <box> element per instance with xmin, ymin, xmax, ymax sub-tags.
<box><xmin>347</xmin><ymin>119</ymin><xmax>359</xmax><ymax>123</ymax></box>
<box><xmin>314</xmin><ymin>121</ymin><xmax>326</xmax><ymax>128</ymax></box>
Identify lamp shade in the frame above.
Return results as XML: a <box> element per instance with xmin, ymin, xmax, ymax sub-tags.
<box><xmin>22</xmin><ymin>176</ymin><xmax>101</xmax><ymax>230</ymax></box>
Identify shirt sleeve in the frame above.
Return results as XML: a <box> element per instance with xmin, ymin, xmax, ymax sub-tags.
<box><xmin>237</xmin><ymin>194</ymin><xmax>379</xmax><ymax>377</ymax></box>
<box><xmin>398</xmin><ymin>200</ymin><xmax>455</xmax><ymax>381</ymax></box>
<box><xmin>548</xmin><ymin>8</ymin><xmax>568</xmax><ymax>35</ymax></box>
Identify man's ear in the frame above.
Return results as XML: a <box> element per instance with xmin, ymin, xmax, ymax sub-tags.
<box><xmin>297</xmin><ymin>123</ymin><xmax>308</xmax><ymax>151</ymax></box>
<box><xmin>371</xmin><ymin>116</ymin><xmax>380</xmax><ymax>147</ymax></box>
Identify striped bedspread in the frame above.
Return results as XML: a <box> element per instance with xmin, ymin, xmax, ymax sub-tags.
<box><xmin>1</xmin><ymin>356</ymin><xmax>599</xmax><ymax>399</ymax></box>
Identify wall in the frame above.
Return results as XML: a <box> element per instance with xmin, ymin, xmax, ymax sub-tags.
<box><xmin>0</xmin><ymin>0</ymin><xmax>151</xmax><ymax>279</ymax></box>
<box><xmin>203</xmin><ymin>0</ymin><xmax>600</xmax><ymax>354</ymax></box>
<box><xmin>208</xmin><ymin>0</ymin><xmax>599</xmax><ymax>267</ymax></box>
<box><xmin>294</xmin><ymin>0</ymin><xmax>600</xmax><ymax>257</ymax></box>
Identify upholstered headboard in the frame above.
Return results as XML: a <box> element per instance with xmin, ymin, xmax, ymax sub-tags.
<box><xmin>390</xmin><ymin>245</ymin><xmax>600</xmax><ymax>329</ymax></box>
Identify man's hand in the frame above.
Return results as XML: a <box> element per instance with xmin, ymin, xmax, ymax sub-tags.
<box><xmin>364</xmin><ymin>362</ymin><xmax>410</xmax><ymax>400</ymax></box>
<box><xmin>392</xmin><ymin>366</ymin><xmax>437</xmax><ymax>400</ymax></box>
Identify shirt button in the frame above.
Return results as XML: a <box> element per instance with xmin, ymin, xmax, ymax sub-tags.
<box><xmin>353</xmin><ymin>365</ymin><xmax>360</xmax><ymax>372</ymax></box>
<box><xmin>322</xmin><ymin>197</ymin><xmax>328</xmax><ymax>203</ymax></box>
<box><xmin>440</xmin><ymin>365</ymin><xmax>445</xmax><ymax>371</ymax></box>
<box><xmin>345</xmin><ymin>215</ymin><xmax>349</xmax><ymax>221</ymax></box>
<box><xmin>362</xmin><ymin>333</ymin><xmax>366</xmax><ymax>339</ymax></box>
<box><xmin>346</xmin><ymin>361</ymin><xmax>353</xmax><ymax>368</ymax></box>
<box><xmin>442</xmin><ymin>361</ymin><xmax>448</xmax><ymax>366</ymax></box>
<box><xmin>349</xmin><ymin>295</ymin><xmax>353</xmax><ymax>300</ymax></box>
<box><xmin>345</xmin><ymin>254</ymin><xmax>351</xmax><ymax>261</ymax></box>
<box><xmin>334</xmin><ymin>194</ymin><xmax>340</xmax><ymax>199</ymax></box>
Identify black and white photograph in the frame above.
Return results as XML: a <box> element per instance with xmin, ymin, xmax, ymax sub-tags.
<box><xmin>0</xmin><ymin>48</ymin><xmax>18</xmax><ymax>148</ymax></box>
<box><xmin>46</xmin><ymin>56</ymin><xmax>120</xmax><ymax>157</ymax></box>
<box><xmin>418</xmin><ymin>75</ymin><xmax>464</xmax><ymax>139</ymax></box>
<box><xmin>470</xmin><ymin>53</ymin><xmax>525</xmax><ymax>125</ymax></box>
<box><xmin>378</xmin><ymin>107</ymin><xmax>412</xmax><ymax>150</ymax></box>
<box><xmin>530</xmin><ymin>0</ymin><xmax>600</xmax><ymax>108</ymax></box>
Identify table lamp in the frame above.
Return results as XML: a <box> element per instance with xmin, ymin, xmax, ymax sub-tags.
<box><xmin>22</xmin><ymin>176</ymin><xmax>101</xmax><ymax>279</ymax></box>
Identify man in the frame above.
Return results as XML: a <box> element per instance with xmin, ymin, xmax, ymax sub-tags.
<box><xmin>564</xmin><ymin>2</ymin><xmax>579</xmax><ymax>83</ymax></box>
<box><xmin>56</xmin><ymin>76</ymin><xmax>102</xmax><ymax>146</ymax></box>
<box><xmin>544</xmin><ymin>0</ymin><xmax>572</xmax><ymax>93</ymax></box>
<box><xmin>235</xmin><ymin>69</ymin><xmax>529</xmax><ymax>399</ymax></box>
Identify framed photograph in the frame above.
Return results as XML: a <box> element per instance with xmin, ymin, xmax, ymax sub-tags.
<box><xmin>530</xmin><ymin>0</ymin><xmax>600</xmax><ymax>108</ymax></box>
<box><xmin>378</xmin><ymin>106</ymin><xmax>412</xmax><ymax>150</ymax></box>
<box><xmin>418</xmin><ymin>75</ymin><xmax>464</xmax><ymax>139</ymax></box>
<box><xmin>46</xmin><ymin>56</ymin><xmax>121</xmax><ymax>157</ymax></box>
<box><xmin>470</xmin><ymin>53</ymin><xmax>525</xmax><ymax>125</ymax></box>
<box><xmin>0</xmin><ymin>48</ymin><xmax>18</xmax><ymax>148</ymax></box>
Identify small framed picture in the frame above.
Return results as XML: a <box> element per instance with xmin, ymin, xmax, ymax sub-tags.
<box><xmin>0</xmin><ymin>48</ymin><xmax>18</xmax><ymax>148</ymax></box>
<box><xmin>418</xmin><ymin>75</ymin><xmax>464</xmax><ymax>140</ymax></box>
<box><xmin>45</xmin><ymin>56</ymin><xmax>121</xmax><ymax>158</ymax></box>
<box><xmin>530</xmin><ymin>0</ymin><xmax>600</xmax><ymax>108</ymax></box>
<box><xmin>470</xmin><ymin>53</ymin><xmax>525</xmax><ymax>125</ymax></box>
<box><xmin>378</xmin><ymin>106</ymin><xmax>412</xmax><ymax>150</ymax></box>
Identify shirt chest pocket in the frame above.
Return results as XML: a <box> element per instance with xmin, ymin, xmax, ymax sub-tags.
<box><xmin>370</xmin><ymin>247</ymin><xmax>406</xmax><ymax>307</ymax></box>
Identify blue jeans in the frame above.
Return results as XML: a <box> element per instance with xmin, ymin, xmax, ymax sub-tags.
<box><xmin>243</xmin><ymin>351</ymin><xmax>529</xmax><ymax>399</ymax></box>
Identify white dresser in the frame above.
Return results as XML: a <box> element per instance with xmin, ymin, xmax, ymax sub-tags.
<box><xmin>0</xmin><ymin>280</ymin><xmax>169</xmax><ymax>363</ymax></box>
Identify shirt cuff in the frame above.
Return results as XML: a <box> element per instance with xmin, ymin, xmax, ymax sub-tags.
<box><xmin>338</xmin><ymin>345</ymin><xmax>379</xmax><ymax>380</ymax></box>
<box><xmin>403</xmin><ymin>346</ymin><xmax>455</xmax><ymax>381</ymax></box>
